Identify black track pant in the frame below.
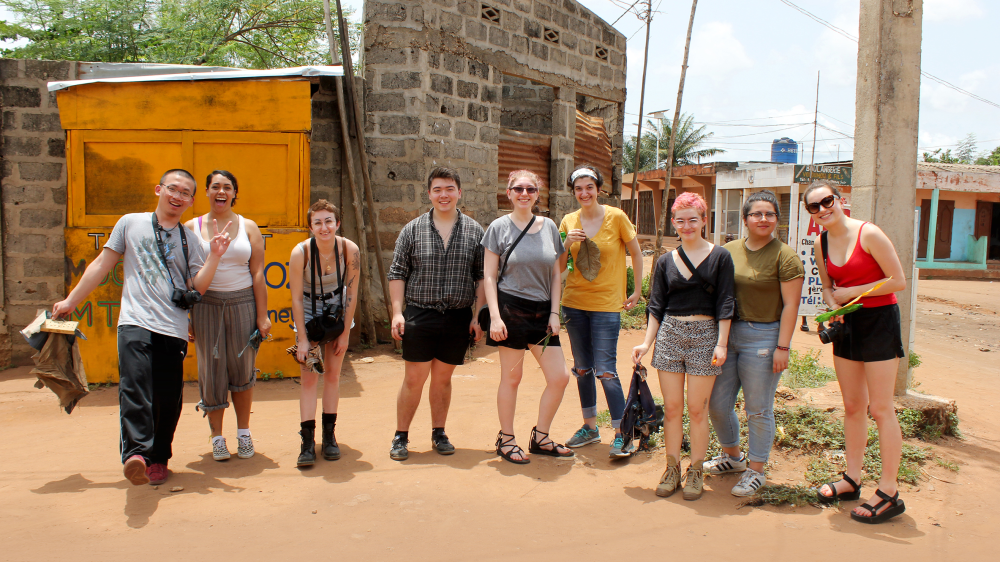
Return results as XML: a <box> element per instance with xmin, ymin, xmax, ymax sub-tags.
<box><xmin>117</xmin><ymin>325</ymin><xmax>187</xmax><ymax>465</ymax></box>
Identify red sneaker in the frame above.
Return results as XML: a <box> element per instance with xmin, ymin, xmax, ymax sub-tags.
<box><xmin>123</xmin><ymin>455</ymin><xmax>150</xmax><ymax>485</ymax></box>
<box><xmin>146</xmin><ymin>463</ymin><xmax>169</xmax><ymax>485</ymax></box>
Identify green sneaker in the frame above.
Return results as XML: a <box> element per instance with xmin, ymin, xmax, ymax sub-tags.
<box><xmin>609</xmin><ymin>435</ymin><xmax>634</xmax><ymax>458</ymax></box>
<box><xmin>566</xmin><ymin>426</ymin><xmax>601</xmax><ymax>448</ymax></box>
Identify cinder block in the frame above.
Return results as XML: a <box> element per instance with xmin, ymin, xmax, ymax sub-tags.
<box><xmin>18</xmin><ymin>162</ymin><xmax>62</xmax><ymax>182</ymax></box>
<box><xmin>23</xmin><ymin>60</ymin><xmax>71</xmax><ymax>80</ymax></box>
<box><xmin>2</xmin><ymin>135</ymin><xmax>42</xmax><ymax>156</ymax></box>
<box><xmin>467</xmin><ymin>103</ymin><xmax>490</xmax><ymax>123</ymax></box>
<box><xmin>468</xmin><ymin>60</ymin><xmax>490</xmax><ymax>80</ymax></box>
<box><xmin>381</xmin><ymin>71</ymin><xmax>421</xmax><ymax>90</ymax></box>
<box><xmin>457</xmin><ymin>80</ymin><xmax>479</xmax><ymax>99</ymax></box>
<box><xmin>19</xmin><ymin>208</ymin><xmax>63</xmax><ymax>229</ymax></box>
<box><xmin>367</xmin><ymin>138</ymin><xmax>407</xmax><ymax>158</ymax></box>
<box><xmin>479</xmin><ymin>126</ymin><xmax>500</xmax><ymax>145</ymax></box>
<box><xmin>430</xmin><ymin>74</ymin><xmax>454</xmax><ymax>95</ymax></box>
<box><xmin>443</xmin><ymin>54</ymin><xmax>465</xmax><ymax>74</ymax></box>
<box><xmin>369</xmin><ymin>92</ymin><xmax>406</xmax><ymax>111</ymax></box>
<box><xmin>1</xmin><ymin>86</ymin><xmax>41</xmax><ymax>108</ymax></box>
<box><xmin>429</xmin><ymin>117</ymin><xmax>452</xmax><ymax>137</ymax></box>
<box><xmin>23</xmin><ymin>257</ymin><xmax>64</xmax><ymax>277</ymax></box>
<box><xmin>455</xmin><ymin>122</ymin><xmax>477</xmax><ymax>141</ymax></box>
<box><xmin>379</xmin><ymin>115</ymin><xmax>421</xmax><ymax>135</ymax></box>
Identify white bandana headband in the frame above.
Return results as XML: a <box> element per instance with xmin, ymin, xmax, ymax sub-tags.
<box><xmin>570</xmin><ymin>168</ymin><xmax>599</xmax><ymax>183</ymax></box>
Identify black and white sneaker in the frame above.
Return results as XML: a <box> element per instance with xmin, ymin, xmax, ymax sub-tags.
<box><xmin>212</xmin><ymin>437</ymin><xmax>231</xmax><ymax>461</ymax></box>
<box><xmin>704</xmin><ymin>452</ymin><xmax>747</xmax><ymax>475</ymax></box>
<box><xmin>237</xmin><ymin>434</ymin><xmax>254</xmax><ymax>459</ymax></box>
<box><xmin>731</xmin><ymin>468</ymin><xmax>766</xmax><ymax>497</ymax></box>
<box><xmin>390</xmin><ymin>435</ymin><xmax>409</xmax><ymax>461</ymax></box>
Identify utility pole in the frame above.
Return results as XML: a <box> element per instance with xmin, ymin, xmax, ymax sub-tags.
<box><xmin>627</xmin><ymin>0</ymin><xmax>653</xmax><ymax>223</ymax></box>
<box><xmin>809</xmin><ymin>71</ymin><xmax>819</xmax><ymax>178</ymax></box>
<box><xmin>654</xmin><ymin>0</ymin><xmax>698</xmax><ymax>256</ymax></box>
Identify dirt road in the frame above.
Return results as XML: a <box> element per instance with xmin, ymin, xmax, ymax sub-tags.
<box><xmin>0</xmin><ymin>280</ymin><xmax>995</xmax><ymax>561</ymax></box>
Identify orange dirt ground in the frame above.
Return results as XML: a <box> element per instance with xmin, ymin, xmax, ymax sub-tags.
<box><xmin>0</xmin><ymin>279</ymin><xmax>996</xmax><ymax>560</ymax></box>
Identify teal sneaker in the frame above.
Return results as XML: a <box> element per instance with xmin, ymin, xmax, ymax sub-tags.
<box><xmin>566</xmin><ymin>425</ymin><xmax>601</xmax><ymax>448</ymax></box>
<box><xmin>609</xmin><ymin>435</ymin><xmax>635</xmax><ymax>458</ymax></box>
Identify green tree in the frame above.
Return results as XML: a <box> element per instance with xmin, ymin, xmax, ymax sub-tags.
<box><xmin>0</xmin><ymin>0</ymin><xmax>359</xmax><ymax>69</ymax></box>
<box><xmin>955</xmin><ymin>133</ymin><xmax>978</xmax><ymax>164</ymax></box>
<box><xmin>922</xmin><ymin>148</ymin><xmax>959</xmax><ymax>163</ymax></box>
<box><xmin>622</xmin><ymin>112</ymin><xmax>724</xmax><ymax>174</ymax></box>
<box><xmin>975</xmin><ymin>146</ymin><xmax>1000</xmax><ymax>166</ymax></box>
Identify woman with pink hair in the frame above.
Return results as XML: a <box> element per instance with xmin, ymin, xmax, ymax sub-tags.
<box><xmin>482</xmin><ymin>170</ymin><xmax>573</xmax><ymax>464</ymax></box>
<box><xmin>632</xmin><ymin>192</ymin><xmax>735</xmax><ymax>500</ymax></box>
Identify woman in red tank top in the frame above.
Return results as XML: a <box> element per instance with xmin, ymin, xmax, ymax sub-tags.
<box><xmin>806</xmin><ymin>180</ymin><xmax>908</xmax><ymax>525</ymax></box>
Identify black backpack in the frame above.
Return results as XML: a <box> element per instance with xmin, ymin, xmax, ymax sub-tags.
<box><xmin>621</xmin><ymin>363</ymin><xmax>664</xmax><ymax>452</ymax></box>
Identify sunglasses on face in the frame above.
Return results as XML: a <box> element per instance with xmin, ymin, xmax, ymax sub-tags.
<box><xmin>805</xmin><ymin>194</ymin><xmax>837</xmax><ymax>214</ymax></box>
<box><xmin>510</xmin><ymin>186</ymin><xmax>538</xmax><ymax>195</ymax></box>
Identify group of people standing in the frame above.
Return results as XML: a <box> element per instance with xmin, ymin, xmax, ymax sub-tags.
<box><xmin>52</xmin><ymin>163</ymin><xmax>908</xmax><ymax>525</ymax></box>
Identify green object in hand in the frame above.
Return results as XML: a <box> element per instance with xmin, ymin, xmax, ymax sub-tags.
<box><xmin>560</xmin><ymin>232</ymin><xmax>574</xmax><ymax>272</ymax></box>
<box><xmin>815</xmin><ymin>303</ymin><xmax>863</xmax><ymax>324</ymax></box>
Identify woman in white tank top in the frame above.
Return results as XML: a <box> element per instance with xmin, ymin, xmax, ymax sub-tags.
<box><xmin>184</xmin><ymin>170</ymin><xmax>270</xmax><ymax>463</ymax></box>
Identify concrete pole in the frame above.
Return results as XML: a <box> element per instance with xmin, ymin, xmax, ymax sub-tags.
<box><xmin>851</xmin><ymin>0</ymin><xmax>922</xmax><ymax>395</ymax></box>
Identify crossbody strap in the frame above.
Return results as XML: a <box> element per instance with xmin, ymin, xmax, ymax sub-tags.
<box><xmin>498</xmin><ymin>215</ymin><xmax>536</xmax><ymax>285</ymax></box>
<box><xmin>677</xmin><ymin>246</ymin><xmax>714</xmax><ymax>295</ymax></box>
<box><xmin>820</xmin><ymin>230</ymin><xmax>829</xmax><ymax>270</ymax></box>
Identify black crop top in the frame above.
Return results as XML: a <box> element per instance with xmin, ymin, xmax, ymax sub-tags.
<box><xmin>646</xmin><ymin>245</ymin><xmax>736</xmax><ymax>323</ymax></box>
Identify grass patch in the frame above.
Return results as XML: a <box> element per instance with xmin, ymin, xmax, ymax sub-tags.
<box><xmin>625</xmin><ymin>267</ymin><xmax>651</xmax><ymax>300</ymax></box>
<box><xmin>87</xmin><ymin>382</ymin><xmax>116</xmax><ymax>390</ymax></box>
<box><xmin>620</xmin><ymin>299</ymin><xmax>647</xmax><ymax>330</ymax></box>
<box><xmin>774</xmin><ymin>404</ymin><xmax>844</xmax><ymax>452</ymax></box>
<box><xmin>595</xmin><ymin>408</ymin><xmax>612</xmax><ymax>429</ymax></box>
<box><xmin>935</xmin><ymin>458</ymin><xmax>959</xmax><ymax>472</ymax></box>
<box><xmin>804</xmin><ymin>455</ymin><xmax>841</xmax><ymax>487</ymax></box>
<box><xmin>897</xmin><ymin>408</ymin><xmax>962</xmax><ymax>441</ymax></box>
<box><xmin>259</xmin><ymin>370</ymin><xmax>284</xmax><ymax>381</ymax></box>
<box><xmin>783</xmin><ymin>349</ymin><xmax>837</xmax><ymax>389</ymax></box>
<box><xmin>741</xmin><ymin>484</ymin><xmax>818</xmax><ymax>508</ymax></box>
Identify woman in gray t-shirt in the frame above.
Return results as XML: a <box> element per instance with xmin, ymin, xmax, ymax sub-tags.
<box><xmin>482</xmin><ymin>169</ymin><xmax>574</xmax><ymax>465</ymax></box>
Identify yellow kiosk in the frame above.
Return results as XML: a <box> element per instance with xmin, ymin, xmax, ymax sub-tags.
<box><xmin>52</xmin><ymin>67</ymin><xmax>342</xmax><ymax>382</ymax></box>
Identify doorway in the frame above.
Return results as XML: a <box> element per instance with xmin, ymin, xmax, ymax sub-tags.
<box><xmin>918</xmin><ymin>199</ymin><xmax>954</xmax><ymax>259</ymax></box>
<box><xmin>979</xmin><ymin>201</ymin><xmax>1000</xmax><ymax>261</ymax></box>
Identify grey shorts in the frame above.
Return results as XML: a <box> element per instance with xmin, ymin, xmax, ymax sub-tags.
<box><xmin>192</xmin><ymin>287</ymin><xmax>258</xmax><ymax>413</ymax></box>
<box><xmin>650</xmin><ymin>316</ymin><xmax>720</xmax><ymax>377</ymax></box>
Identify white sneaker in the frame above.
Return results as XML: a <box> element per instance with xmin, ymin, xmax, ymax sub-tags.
<box><xmin>212</xmin><ymin>437</ymin><xmax>231</xmax><ymax>461</ymax></box>
<box><xmin>731</xmin><ymin>468</ymin><xmax>766</xmax><ymax>497</ymax></box>
<box><xmin>704</xmin><ymin>452</ymin><xmax>747</xmax><ymax>475</ymax></box>
<box><xmin>237</xmin><ymin>434</ymin><xmax>254</xmax><ymax>459</ymax></box>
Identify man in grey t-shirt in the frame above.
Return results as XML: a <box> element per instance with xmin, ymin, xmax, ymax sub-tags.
<box><xmin>53</xmin><ymin>169</ymin><xmax>232</xmax><ymax>486</ymax></box>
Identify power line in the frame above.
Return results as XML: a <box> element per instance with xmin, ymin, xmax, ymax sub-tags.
<box><xmin>611</xmin><ymin>0</ymin><xmax>642</xmax><ymax>26</ymax></box>
<box><xmin>778</xmin><ymin>0</ymin><xmax>1000</xmax><ymax>110</ymax></box>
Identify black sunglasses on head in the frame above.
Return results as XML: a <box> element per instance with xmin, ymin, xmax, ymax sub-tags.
<box><xmin>805</xmin><ymin>194</ymin><xmax>837</xmax><ymax>214</ymax></box>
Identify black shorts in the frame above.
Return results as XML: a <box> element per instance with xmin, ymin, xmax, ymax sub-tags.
<box><xmin>486</xmin><ymin>291</ymin><xmax>561</xmax><ymax>351</ymax></box>
<box><xmin>832</xmin><ymin>303</ymin><xmax>905</xmax><ymax>362</ymax></box>
<box><xmin>402</xmin><ymin>306</ymin><xmax>472</xmax><ymax>365</ymax></box>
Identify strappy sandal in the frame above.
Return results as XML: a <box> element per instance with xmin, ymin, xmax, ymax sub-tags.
<box><xmin>496</xmin><ymin>431</ymin><xmax>530</xmax><ymax>464</ymax></box>
<box><xmin>528</xmin><ymin>427</ymin><xmax>575</xmax><ymax>458</ymax></box>
<box><xmin>816</xmin><ymin>472</ymin><xmax>862</xmax><ymax>504</ymax></box>
<box><xmin>850</xmin><ymin>489</ymin><xmax>906</xmax><ymax>524</ymax></box>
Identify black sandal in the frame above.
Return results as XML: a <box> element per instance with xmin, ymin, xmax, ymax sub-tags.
<box><xmin>528</xmin><ymin>427</ymin><xmax>575</xmax><ymax>458</ymax></box>
<box><xmin>816</xmin><ymin>472</ymin><xmax>861</xmax><ymax>504</ymax></box>
<box><xmin>850</xmin><ymin>489</ymin><xmax>906</xmax><ymax>524</ymax></box>
<box><xmin>496</xmin><ymin>431</ymin><xmax>530</xmax><ymax>464</ymax></box>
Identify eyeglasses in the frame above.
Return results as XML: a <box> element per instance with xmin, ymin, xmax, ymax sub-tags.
<box><xmin>805</xmin><ymin>194</ymin><xmax>837</xmax><ymax>214</ymax></box>
<box><xmin>671</xmin><ymin>218</ymin><xmax>702</xmax><ymax>227</ymax></box>
<box><xmin>510</xmin><ymin>186</ymin><xmax>539</xmax><ymax>195</ymax></box>
<box><xmin>163</xmin><ymin>184</ymin><xmax>193</xmax><ymax>201</ymax></box>
<box><xmin>748</xmin><ymin>211</ymin><xmax>778</xmax><ymax>221</ymax></box>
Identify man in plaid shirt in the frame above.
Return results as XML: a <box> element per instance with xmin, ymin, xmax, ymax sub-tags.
<box><xmin>387</xmin><ymin>167</ymin><xmax>486</xmax><ymax>461</ymax></box>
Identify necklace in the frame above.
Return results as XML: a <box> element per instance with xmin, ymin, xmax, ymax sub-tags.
<box><xmin>318</xmin><ymin>242</ymin><xmax>337</xmax><ymax>273</ymax></box>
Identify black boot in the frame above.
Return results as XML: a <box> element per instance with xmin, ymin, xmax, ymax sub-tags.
<box><xmin>322</xmin><ymin>423</ymin><xmax>341</xmax><ymax>460</ymax></box>
<box><xmin>297</xmin><ymin>425</ymin><xmax>316</xmax><ymax>467</ymax></box>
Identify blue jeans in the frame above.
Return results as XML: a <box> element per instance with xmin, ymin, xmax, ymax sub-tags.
<box><xmin>708</xmin><ymin>321</ymin><xmax>783</xmax><ymax>464</ymax></box>
<box><xmin>562</xmin><ymin>306</ymin><xmax>626</xmax><ymax>429</ymax></box>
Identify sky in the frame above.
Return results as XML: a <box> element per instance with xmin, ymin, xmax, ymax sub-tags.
<box><xmin>3</xmin><ymin>0</ymin><xmax>997</xmax><ymax>164</ymax></box>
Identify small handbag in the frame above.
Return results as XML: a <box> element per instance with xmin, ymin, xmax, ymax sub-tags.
<box><xmin>478</xmin><ymin>216</ymin><xmax>536</xmax><ymax>334</ymax></box>
<box><xmin>304</xmin><ymin>237</ymin><xmax>346</xmax><ymax>346</ymax></box>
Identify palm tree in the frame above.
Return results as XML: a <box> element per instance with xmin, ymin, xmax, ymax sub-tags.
<box><xmin>623</xmin><ymin>112</ymin><xmax>724</xmax><ymax>173</ymax></box>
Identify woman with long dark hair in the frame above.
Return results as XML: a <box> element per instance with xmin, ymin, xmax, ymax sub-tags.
<box><xmin>706</xmin><ymin>190</ymin><xmax>803</xmax><ymax>496</ymax></box>
<box><xmin>187</xmin><ymin>170</ymin><xmax>269</xmax><ymax>462</ymax></box>
<box><xmin>807</xmin><ymin>180</ymin><xmax>908</xmax><ymax>524</ymax></box>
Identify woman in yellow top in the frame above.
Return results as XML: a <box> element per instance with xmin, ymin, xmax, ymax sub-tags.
<box><xmin>559</xmin><ymin>164</ymin><xmax>643</xmax><ymax>458</ymax></box>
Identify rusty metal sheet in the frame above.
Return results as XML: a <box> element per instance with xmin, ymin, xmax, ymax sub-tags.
<box><xmin>574</xmin><ymin>111</ymin><xmax>613</xmax><ymax>189</ymax></box>
<box><xmin>498</xmin><ymin>130</ymin><xmax>551</xmax><ymax>212</ymax></box>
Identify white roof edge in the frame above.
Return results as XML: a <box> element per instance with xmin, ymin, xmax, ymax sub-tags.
<box><xmin>48</xmin><ymin>65</ymin><xmax>344</xmax><ymax>92</ymax></box>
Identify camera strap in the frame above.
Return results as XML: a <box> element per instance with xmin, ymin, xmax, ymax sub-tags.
<box><xmin>820</xmin><ymin>230</ymin><xmax>829</xmax><ymax>269</ymax></box>
<box><xmin>151</xmin><ymin>212</ymin><xmax>192</xmax><ymax>291</ymax></box>
<box><xmin>309</xmin><ymin>236</ymin><xmax>342</xmax><ymax>318</ymax></box>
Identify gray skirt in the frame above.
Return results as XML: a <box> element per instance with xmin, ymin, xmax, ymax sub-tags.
<box><xmin>192</xmin><ymin>286</ymin><xmax>258</xmax><ymax>413</ymax></box>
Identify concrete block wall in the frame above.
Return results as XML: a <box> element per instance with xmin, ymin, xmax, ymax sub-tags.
<box><xmin>0</xmin><ymin>59</ymin><xmax>75</xmax><ymax>366</ymax></box>
<box><xmin>363</xmin><ymin>0</ymin><xmax>627</xmax><ymax>248</ymax></box>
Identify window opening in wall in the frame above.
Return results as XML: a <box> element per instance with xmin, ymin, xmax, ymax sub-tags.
<box><xmin>595</xmin><ymin>46</ymin><xmax>609</xmax><ymax>61</ymax></box>
<box><xmin>575</xmin><ymin>93</ymin><xmax>619</xmax><ymax>198</ymax></box>
<box><xmin>482</xmin><ymin>4</ymin><xmax>500</xmax><ymax>24</ymax></box>
<box><xmin>723</xmin><ymin>190</ymin><xmax>743</xmax><ymax>241</ymax></box>
<box><xmin>498</xmin><ymin>74</ymin><xmax>556</xmax><ymax>214</ymax></box>
<box><xmin>543</xmin><ymin>28</ymin><xmax>560</xmax><ymax>44</ymax></box>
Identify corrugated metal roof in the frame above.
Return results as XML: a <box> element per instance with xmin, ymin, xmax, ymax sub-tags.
<box><xmin>573</xmin><ymin>111</ymin><xmax>612</xmax><ymax>189</ymax></box>
<box><xmin>498</xmin><ymin>130</ymin><xmax>551</xmax><ymax>212</ymax></box>
<box><xmin>48</xmin><ymin>65</ymin><xmax>344</xmax><ymax>91</ymax></box>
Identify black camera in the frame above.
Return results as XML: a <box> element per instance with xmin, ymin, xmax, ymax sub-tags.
<box><xmin>818</xmin><ymin>320</ymin><xmax>846</xmax><ymax>345</ymax></box>
<box><xmin>171</xmin><ymin>288</ymin><xmax>202</xmax><ymax>310</ymax></box>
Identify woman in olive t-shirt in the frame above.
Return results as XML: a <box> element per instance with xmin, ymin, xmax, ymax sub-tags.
<box><xmin>706</xmin><ymin>190</ymin><xmax>804</xmax><ymax>497</ymax></box>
